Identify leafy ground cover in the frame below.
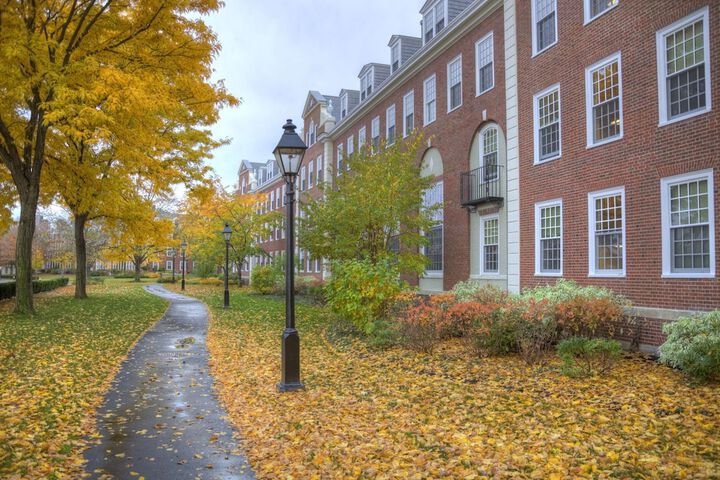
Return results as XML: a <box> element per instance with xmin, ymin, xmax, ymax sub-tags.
<box><xmin>0</xmin><ymin>280</ymin><xmax>167</xmax><ymax>479</ymax></box>
<box><xmin>188</xmin><ymin>285</ymin><xmax>720</xmax><ymax>479</ymax></box>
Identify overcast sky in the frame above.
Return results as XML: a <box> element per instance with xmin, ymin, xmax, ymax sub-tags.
<box><xmin>204</xmin><ymin>0</ymin><xmax>422</xmax><ymax>189</ymax></box>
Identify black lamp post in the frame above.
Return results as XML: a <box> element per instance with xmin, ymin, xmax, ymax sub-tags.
<box><xmin>181</xmin><ymin>240</ymin><xmax>187</xmax><ymax>291</ymax></box>
<box><xmin>222</xmin><ymin>223</ymin><xmax>232</xmax><ymax>309</ymax></box>
<box><xmin>170</xmin><ymin>248</ymin><xmax>176</xmax><ymax>282</ymax></box>
<box><xmin>273</xmin><ymin>119</ymin><xmax>307</xmax><ymax>392</ymax></box>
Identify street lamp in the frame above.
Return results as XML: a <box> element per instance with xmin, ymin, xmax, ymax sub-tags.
<box><xmin>273</xmin><ymin>119</ymin><xmax>307</xmax><ymax>392</ymax></box>
<box><xmin>222</xmin><ymin>223</ymin><xmax>232</xmax><ymax>309</ymax></box>
<box><xmin>181</xmin><ymin>240</ymin><xmax>187</xmax><ymax>291</ymax></box>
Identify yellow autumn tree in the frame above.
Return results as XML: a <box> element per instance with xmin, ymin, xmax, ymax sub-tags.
<box><xmin>0</xmin><ymin>0</ymin><xmax>232</xmax><ymax>313</ymax></box>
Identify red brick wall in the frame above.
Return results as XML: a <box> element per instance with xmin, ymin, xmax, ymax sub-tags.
<box><xmin>517</xmin><ymin>0</ymin><xmax>720</xmax><ymax>311</ymax></box>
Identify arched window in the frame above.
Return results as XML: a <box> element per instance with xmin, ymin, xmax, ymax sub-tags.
<box><xmin>481</xmin><ymin>126</ymin><xmax>498</xmax><ymax>181</ymax></box>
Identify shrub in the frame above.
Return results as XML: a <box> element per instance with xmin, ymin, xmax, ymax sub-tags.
<box><xmin>145</xmin><ymin>272</ymin><xmax>161</xmax><ymax>279</ymax></box>
<box><xmin>452</xmin><ymin>281</ymin><xmax>508</xmax><ymax>304</ymax></box>
<box><xmin>0</xmin><ymin>277</ymin><xmax>70</xmax><ymax>301</ymax></box>
<box><xmin>251</xmin><ymin>266</ymin><xmax>282</xmax><ymax>295</ymax></box>
<box><xmin>515</xmin><ymin>299</ymin><xmax>558</xmax><ymax>365</ymax></box>
<box><xmin>557</xmin><ymin>337</ymin><xmax>622</xmax><ymax>378</ymax></box>
<box><xmin>659</xmin><ymin>311</ymin><xmax>720</xmax><ymax>381</ymax></box>
<box><xmin>157</xmin><ymin>277</ymin><xmax>176</xmax><ymax>284</ymax></box>
<box><xmin>198</xmin><ymin>278</ymin><xmax>223</xmax><ymax>286</ymax></box>
<box><xmin>467</xmin><ymin>303</ymin><xmax>519</xmax><ymax>357</ymax></box>
<box><xmin>445</xmin><ymin>301</ymin><xmax>496</xmax><ymax>338</ymax></box>
<box><xmin>296</xmin><ymin>277</ymin><xmax>325</xmax><ymax>303</ymax></box>
<box><xmin>325</xmin><ymin>260</ymin><xmax>404</xmax><ymax>335</ymax></box>
<box><xmin>396</xmin><ymin>302</ymin><xmax>444</xmax><ymax>353</ymax></box>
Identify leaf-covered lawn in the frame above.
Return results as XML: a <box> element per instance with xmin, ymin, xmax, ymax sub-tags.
<box><xmin>191</xmin><ymin>286</ymin><xmax>720</xmax><ymax>479</ymax></box>
<box><xmin>0</xmin><ymin>281</ymin><xmax>167</xmax><ymax>479</ymax></box>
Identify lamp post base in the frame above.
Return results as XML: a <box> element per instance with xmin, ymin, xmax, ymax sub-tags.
<box><xmin>277</xmin><ymin>328</ymin><xmax>304</xmax><ymax>392</ymax></box>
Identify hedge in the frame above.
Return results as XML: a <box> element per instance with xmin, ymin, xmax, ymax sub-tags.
<box><xmin>0</xmin><ymin>277</ymin><xmax>70</xmax><ymax>301</ymax></box>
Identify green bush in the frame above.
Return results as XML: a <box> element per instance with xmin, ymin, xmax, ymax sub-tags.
<box><xmin>659</xmin><ymin>311</ymin><xmax>720</xmax><ymax>381</ymax></box>
<box><xmin>325</xmin><ymin>260</ymin><xmax>404</xmax><ymax>335</ymax></box>
<box><xmin>295</xmin><ymin>276</ymin><xmax>325</xmax><ymax>304</ymax></box>
<box><xmin>452</xmin><ymin>281</ymin><xmax>508</xmax><ymax>304</ymax></box>
<box><xmin>0</xmin><ymin>277</ymin><xmax>70</xmax><ymax>301</ymax></box>
<box><xmin>468</xmin><ymin>304</ymin><xmax>519</xmax><ymax>357</ymax></box>
<box><xmin>557</xmin><ymin>337</ymin><xmax>622</xmax><ymax>378</ymax></box>
<box><xmin>251</xmin><ymin>265</ymin><xmax>283</xmax><ymax>295</ymax></box>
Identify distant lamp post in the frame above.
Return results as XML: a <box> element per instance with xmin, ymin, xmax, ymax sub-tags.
<box><xmin>181</xmin><ymin>240</ymin><xmax>187</xmax><ymax>291</ymax></box>
<box><xmin>272</xmin><ymin>119</ymin><xmax>308</xmax><ymax>392</ymax></box>
<box><xmin>169</xmin><ymin>248</ymin><xmax>176</xmax><ymax>282</ymax></box>
<box><xmin>222</xmin><ymin>223</ymin><xmax>232</xmax><ymax>309</ymax></box>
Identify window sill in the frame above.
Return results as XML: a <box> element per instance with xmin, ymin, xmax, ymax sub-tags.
<box><xmin>471</xmin><ymin>273</ymin><xmax>505</xmax><ymax>280</ymax></box>
<box><xmin>422</xmin><ymin>272</ymin><xmax>444</xmax><ymax>279</ymax></box>
<box><xmin>661</xmin><ymin>273</ymin><xmax>715</xmax><ymax>280</ymax></box>
<box><xmin>534</xmin><ymin>272</ymin><xmax>562</xmax><ymax>277</ymax></box>
<box><xmin>423</xmin><ymin>119</ymin><xmax>436</xmax><ymax>127</ymax></box>
<box><xmin>658</xmin><ymin>107</ymin><xmax>711</xmax><ymax>127</ymax></box>
<box><xmin>534</xmin><ymin>154</ymin><xmax>561</xmax><ymax>165</ymax></box>
<box><xmin>588</xmin><ymin>272</ymin><xmax>625</xmax><ymax>278</ymax></box>
<box><xmin>531</xmin><ymin>41</ymin><xmax>557</xmax><ymax>59</ymax></box>
<box><xmin>447</xmin><ymin>104</ymin><xmax>462</xmax><ymax>114</ymax></box>
<box><xmin>476</xmin><ymin>85</ymin><xmax>495</xmax><ymax>98</ymax></box>
<box><xmin>586</xmin><ymin>134</ymin><xmax>623</xmax><ymax>150</ymax></box>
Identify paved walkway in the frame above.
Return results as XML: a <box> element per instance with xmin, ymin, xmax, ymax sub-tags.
<box><xmin>85</xmin><ymin>284</ymin><xmax>254</xmax><ymax>480</ymax></box>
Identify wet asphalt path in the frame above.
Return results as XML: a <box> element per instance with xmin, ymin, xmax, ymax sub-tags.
<box><xmin>84</xmin><ymin>284</ymin><xmax>254</xmax><ymax>480</ymax></box>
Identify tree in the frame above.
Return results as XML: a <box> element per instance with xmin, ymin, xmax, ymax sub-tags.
<box><xmin>0</xmin><ymin>0</ymin><xmax>232</xmax><ymax>313</ymax></box>
<box><xmin>0</xmin><ymin>168</ymin><xmax>14</xmax><ymax>235</ymax></box>
<box><xmin>299</xmin><ymin>134</ymin><xmax>439</xmax><ymax>275</ymax></box>
<box><xmin>180</xmin><ymin>181</ymin><xmax>280</xmax><ymax>285</ymax></box>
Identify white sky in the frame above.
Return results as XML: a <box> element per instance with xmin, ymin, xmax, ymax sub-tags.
<box><xmin>204</xmin><ymin>0</ymin><xmax>422</xmax><ymax>189</ymax></box>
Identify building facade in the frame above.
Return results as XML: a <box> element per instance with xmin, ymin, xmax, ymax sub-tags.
<box><xmin>240</xmin><ymin>0</ymin><xmax>718</xmax><ymax>349</ymax></box>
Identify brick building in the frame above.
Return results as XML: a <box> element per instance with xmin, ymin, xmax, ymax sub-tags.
<box><xmin>240</xmin><ymin>0</ymin><xmax>718</xmax><ymax>349</ymax></box>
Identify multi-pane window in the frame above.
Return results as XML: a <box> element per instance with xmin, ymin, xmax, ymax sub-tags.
<box><xmin>448</xmin><ymin>56</ymin><xmax>463</xmax><ymax>111</ymax></box>
<box><xmin>424</xmin><ymin>75</ymin><xmax>437</xmax><ymax>125</ymax></box>
<box><xmin>391</xmin><ymin>42</ymin><xmax>400</xmax><ymax>72</ymax></box>
<box><xmin>482</xmin><ymin>127</ymin><xmax>498</xmax><ymax>181</ymax></box>
<box><xmin>308</xmin><ymin>121</ymin><xmax>316</xmax><ymax>145</ymax></box>
<box><xmin>475</xmin><ymin>33</ymin><xmax>494</xmax><ymax>95</ymax></box>
<box><xmin>360</xmin><ymin>69</ymin><xmax>373</xmax><ymax>101</ymax></box>
<box><xmin>657</xmin><ymin>8</ymin><xmax>710</xmax><ymax>124</ymax></box>
<box><xmin>308</xmin><ymin>159</ymin><xmax>314</xmax><ymax>188</ymax></box>
<box><xmin>347</xmin><ymin>135</ymin><xmax>354</xmax><ymax>157</ymax></box>
<box><xmin>589</xmin><ymin>189</ymin><xmax>625</xmax><ymax>275</ymax></box>
<box><xmin>371</xmin><ymin>116</ymin><xmax>380</xmax><ymax>151</ymax></box>
<box><xmin>662</xmin><ymin>171</ymin><xmax>714</xmax><ymax>276</ymax></box>
<box><xmin>423</xmin><ymin>1</ymin><xmax>445</xmax><ymax>44</ymax></box>
<box><xmin>585</xmin><ymin>0</ymin><xmax>618</xmax><ymax>23</ymax></box>
<box><xmin>532</xmin><ymin>0</ymin><xmax>557</xmax><ymax>54</ymax></box>
<box><xmin>166</xmin><ymin>260</ymin><xmax>173</xmax><ymax>271</ymax></box>
<box><xmin>300</xmin><ymin>166</ymin><xmax>307</xmax><ymax>191</ymax></box>
<box><xmin>534</xmin><ymin>85</ymin><xmax>561</xmax><ymax>163</ymax></box>
<box><xmin>423</xmin><ymin>182</ymin><xmax>444</xmax><ymax>272</ymax></box>
<box><xmin>336</xmin><ymin>145</ymin><xmax>344</xmax><ymax>175</ymax></box>
<box><xmin>340</xmin><ymin>94</ymin><xmax>348</xmax><ymax>119</ymax></box>
<box><xmin>586</xmin><ymin>53</ymin><xmax>622</xmax><ymax>146</ymax></box>
<box><xmin>358</xmin><ymin>127</ymin><xmax>366</xmax><ymax>149</ymax></box>
<box><xmin>316</xmin><ymin>155</ymin><xmax>323</xmax><ymax>183</ymax></box>
<box><xmin>386</xmin><ymin>105</ymin><xmax>396</xmax><ymax>145</ymax></box>
<box><xmin>535</xmin><ymin>201</ymin><xmax>562</xmax><ymax>275</ymax></box>
<box><xmin>483</xmin><ymin>217</ymin><xmax>499</xmax><ymax>273</ymax></box>
<box><xmin>403</xmin><ymin>91</ymin><xmax>414</xmax><ymax>137</ymax></box>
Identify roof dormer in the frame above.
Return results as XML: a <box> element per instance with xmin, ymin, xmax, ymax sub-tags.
<box><xmin>388</xmin><ymin>35</ymin><xmax>422</xmax><ymax>74</ymax></box>
<box><xmin>420</xmin><ymin>0</ymin><xmax>472</xmax><ymax>44</ymax></box>
<box><xmin>339</xmin><ymin>89</ymin><xmax>360</xmax><ymax>120</ymax></box>
<box><xmin>358</xmin><ymin>63</ymin><xmax>391</xmax><ymax>102</ymax></box>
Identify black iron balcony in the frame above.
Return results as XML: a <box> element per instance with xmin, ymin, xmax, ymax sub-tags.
<box><xmin>460</xmin><ymin>165</ymin><xmax>504</xmax><ymax>207</ymax></box>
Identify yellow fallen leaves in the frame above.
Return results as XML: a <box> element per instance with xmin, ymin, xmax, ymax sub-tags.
<box><xmin>192</xmin><ymin>286</ymin><xmax>720</xmax><ymax>479</ymax></box>
<box><xmin>0</xmin><ymin>281</ymin><xmax>167</xmax><ymax>479</ymax></box>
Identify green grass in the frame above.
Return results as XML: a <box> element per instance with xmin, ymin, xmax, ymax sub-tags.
<box><xmin>0</xmin><ymin>282</ymin><xmax>167</xmax><ymax>478</ymax></box>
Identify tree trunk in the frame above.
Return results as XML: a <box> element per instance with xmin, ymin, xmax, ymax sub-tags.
<box><xmin>74</xmin><ymin>213</ymin><xmax>89</xmax><ymax>299</ymax></box>
<box><xmin>14</xmin><ymin>191</ymin><xmax>39</xmax><ymax>314</ymax></box>
<box><xmin>134</xmin><ymin>257</ymin><xmax>142</xmax><ymax>282</ymax></box>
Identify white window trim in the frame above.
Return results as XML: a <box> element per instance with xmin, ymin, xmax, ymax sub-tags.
<box><xmin>423</xmin><ymin>74</ymin><xmax>437</xmax><ymax>126</ymax></box>
<box><xmin>391</xmin><ymin>40</ymin><xmax>401</xmax><ymax>72</ymax></box>
<box><xmin>347</xmin><ymin>135</ymin><xmax>354</xmax><ymax>156</ymax></box>
<box><xmin>166</xmin><ymin>261</ymin><xmax>173</xmax><ymax>270</ymax></box>
<box><xmin>534</xmin><ymin>198</ymin><xmax>563</xmax><ymax>277</ymax></box>
<box><xmin>475</xmin><ymin>32</ymin><xmax>495</xmax><ymax>97</ymax></box>
<box><xmin>422</xmin><ymin>0</ymin><xmax>448</xmax><ymax>45</ymax></box>
<box><xmin>588</xmin><ymin>186</ymin><xmax>626</xmax><ymax>277</ymax></box>
<box><xmin>340</xmin><ymin>93</ymin><xmax>348</xmax><ymax>120</ymax></box>
<box><xmin>371</xmin><ymin>116</ymin><xmax>380</xmax><ymax>146</ymax></box>
<box><xmin>386</xmin><ymin>104</ymin><xmax>396</xmax><ymax>144</ymax></box>
<box><xmin>531</xmin><ymin>0</ymin><xmax>558</xmax><ymax>57</ymax></box>
<box><xmin>358</xmin><ymin>127</ymin><xmax>366</xmax><ymax>148</ymax></box>
<box><xmin>656</xmin><ymin>7</ymin><xmax>712</xmax><ymax>127</ymax></box>
<box><xmin>583</xmin><ymin>0</ymin><xmax>619</xmax><ymax>25</ymax></box>
<box><xmin>403</xmin><ymin>90</ymin><xmax>414</xmax><ymax>138</ymax></box>
<box><xmin>422</xmin><ymin>180</ymin><xmax>444</xmax><ymax>276</ymax></box>
<box><xmin>585</xmin><ymin>51</ymin><xmax>624</xmax><ymax>149</ymax></box>
<box><xmin>479</xmin><ymin>214</ymin><xmax>501</xmax><ymax>275</ymax></box>
<box><xmin>447</xmin><ymin>54</ymin><xmax>463</xmax><ymax>113</ymax></box>
<box><xmin>661</xmin><ymin>169</ymin><xmax>715</xmax><ymax>279</ymax></box>
<box><xmin>533</xmin><ymin>83</ymin><xmax>562</xmax><ymax>164</ymax></box>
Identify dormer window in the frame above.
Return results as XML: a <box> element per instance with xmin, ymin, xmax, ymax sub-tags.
<box><xmin>308</xmin><ymin>121</ymin><xmax>316</xmax><ymax>145</ymax></box>
<box><xmin>340</xmin><ymin>94</ymin><xmax>348</xmax><ymax>119</ymax></box>
<box><xmin>391</xmin><ymin>42</ymin><xmax>401</xmax><ymax>73</ymax></box>
<box><xmin>360</xmin><ymin>69</ymin><xmax>374</xmax><ymax>101</ymax></box>
<box><xmin>423</xmin><ymin>1</ymin><xmax>446</xmax><ymax>44</ymax></box>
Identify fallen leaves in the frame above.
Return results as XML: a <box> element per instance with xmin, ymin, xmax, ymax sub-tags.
<box><xmin>0</xmin><ymin>281</ymin><xmax>167</xmax><ymax>479</ymax></box>
<box><xmin>190</xmin><ymin>286</ymin><xmax>720</xmax><ymax>479</ymax></box>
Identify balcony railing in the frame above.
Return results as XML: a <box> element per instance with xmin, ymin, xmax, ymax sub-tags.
<box><xmin>460</xmin><ymin>165</ymin><xmax>504</xmax><ymax>207</ymax></box>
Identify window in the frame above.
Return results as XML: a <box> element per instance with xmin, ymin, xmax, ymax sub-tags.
<box><xmin>423</xmin><ymin>1</ymin><xmax>446</xmax><ymax>44</ymax></box>
<box><xmin>584</xmin><ymin>0</ymin><xmax>618</xmax><ymax>24</ymax></box>
<box><xmin>308</xmin><ymin>159</ymin><xmax>314</xmax><ymax>188</ymax></box>
<box><xmin>166</xmin><ymin>260</ymin><xmax>173</xmax><ymax>271</ymax></box>
<box><xmin>300</xmin><ymin>166</ymin><xmax>307</xmax><ymax>191</ymax></box>
<box><xmin>403</xmin><ymin>91</ymin><xmax>414</xmax><ymax>137</ymax></box>
<box><xmin>360</xmin><ymin>69</ymin><xmax>373</xmax><ymax>101</ymax></box>
<box><xmin>535</xmin><ymin>200</ymin><xmax>562</xmax><ymax>275</ymax></box>
<box><xmin>447</xmin><ymin>55</ymin><xmax>463</xmax><ymax>112</ymax></box>
<box><xmin>586</xmin><ymin>53</ymin><xmax>623</xmax><ymax>147</ymax></box>
<box><xmin>371</xmin><ymin>116</ymin><xmax>380</xmax><ymax>151</ymax></box>
<box><xmin>531</xmin><ymin>0</ymin><xmax>557</xmax><ymax>55</ymax></box>
<box><xmin>423</xmin><ymin>182</ymin><xmax>444</xmax><ymax>273</ymax></box>
<box><xmin>299</xmin><ymin>250</ymin><xmax>305</xmax><ymax>272</ymax></box>
<box><xmin>391</xmin><ymin>42</ymin><xmax>400</xmax><ymax>72</ymax></box>
<box><xmin>424</xmin><ymin>74</ymin><xmax>437</xmax><ymax>125</ymax></box>
<box><xmin>358</xmin><ymin>127</ymin><xmax>366</xmax><ymax>149</ymax></box>
<box><xmin>661</xmin><ymin>170</ymin><xmax>715</xmax><ymax>278</ymax></box>
<box><xmin>657</xmin><ymin>8</ymin><xmax>711</xmax><ymax>125</ymax></box>
<box><xmin>481</xmin><ymin>216</ymin><xmax>499</xmax><ymax>274</ymax></box>
<box><xmin>276</xmin><ymin>187</ymin><xmax>281</xmax><ymax>209</ymax></box>
<box><xmin>270</xmin><ymin>191</ymin><xmax>275</xmax><ymax>211</ymax></box>
<box><xmin>475</xmin><ymin>33</ymin><xmax>494</xmax><ymax>96</ymax></box>
<box><xmin>481</xmin><ymin>126</ymin><xmax>499</xmax><ymax>181</ymax></box>
<box><xmin>309</xmin><ymin>121</ymin><xmax>316</xmax><ymax>145</ymax></box>
<box><xmin>588</xmin><ymin>188</ymin><xmax>625</xmax><ymax>276</ymax></box>
<box><xmin>316</xmin><ymin>258</ymin><xmax>322</xmax><ymax>273</ymax></box>
<box><xmin>534</xmin><ymin>84</ymin><xmax>561</xmax><ymax>163</ymax></box>
<box><xmin>316</xmin><ymin>155</ymin><xmax>323</xmax><ymax>183</ymax></box>
<box><xmin>340</xmin><ymin>94</ymin><xmax>348</xmax><ymax>119</ymax></box>
<box><xmin>386</xmin><ymin>105</ymin><xmax>396</xmax><ymax>145</ymax></box>
<box><xmin>347</xmin><ymin>135</ymin><xmax>354</xmax><ymax>157</ymax></box>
